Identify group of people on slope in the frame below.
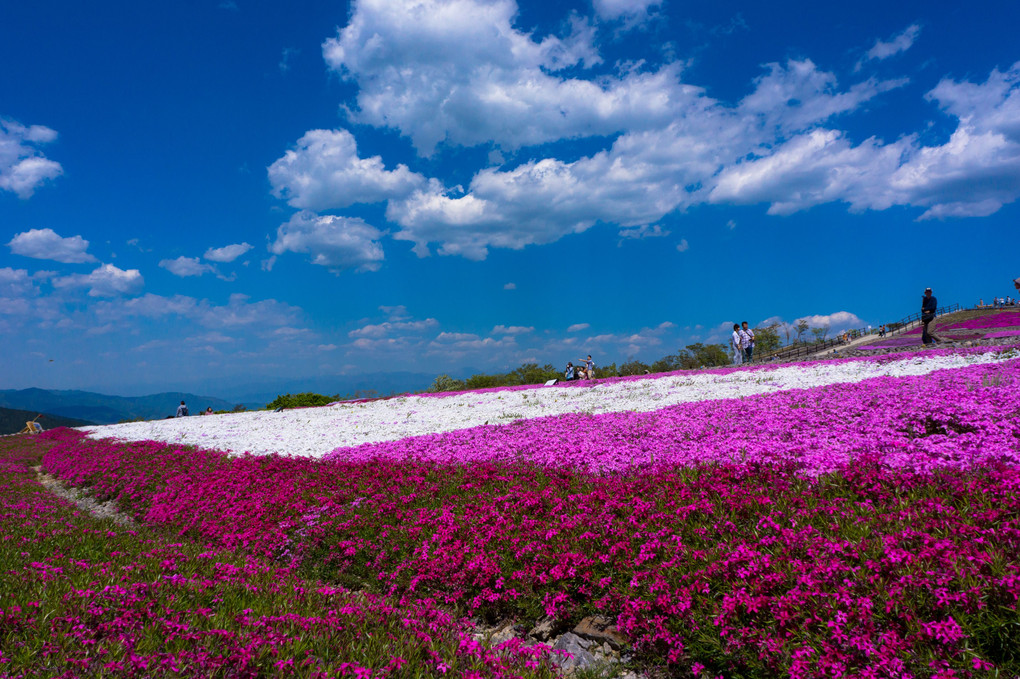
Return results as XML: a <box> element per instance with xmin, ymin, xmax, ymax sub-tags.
<box><xmin>979</xmin><ymin>278</ymin><xmax>1020</xmax><ymax>308</ymax></box>
<box><xmin>730</xmin><ymin>322</ymin><xmax>755</xmax><ymax>365</ymax></box>
<box><xmin>175</xmin><ymin>400</ymin><xmax>214</xmax><ymax>417</ymax></box>
<box><xmin>564</xmin><ymin>355</ymin><xmax>596</xmax><ymax>381</ymax></box>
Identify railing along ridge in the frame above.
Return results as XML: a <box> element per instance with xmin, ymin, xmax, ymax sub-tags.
<box><xmin>757</xmin><ymin>302</ymin><xmax>963</xmax><ymax>363</ymax></box>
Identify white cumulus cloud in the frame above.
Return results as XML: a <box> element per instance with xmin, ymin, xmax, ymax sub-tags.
<box><xmin>0</xmin><ymin>267</ymin><xmax>37</xmax><ymax>298</ymax></box>
<box><xmin>268</xmin><ymin>129</ymin><xmax>424</xmax><ymax>210</ymax></box>
<box><xmin>7</xmin><ymin>228</ymin><xmax>97</xmax><ymax>264</ymax></box>
<box><xmin>270</xmin><ymin>3</ymin><xmax>1019</xmax><ymax>265</ymax></box>
<box><xmin>0</xmin><ymin>119</ymin><xmax>63</xmax><ymax>198</ymax></box>
<box><xmin>323</xmin><ymin>0</ymin><xmax>690</xmax><ymax>153</ymax></box>
<box><xmin>269</xmin><ymin>211</ymin><xmax>385</xmax><ymax>272</ymax></box>
<box><xmin>53</xmin><ymin>264</ymin><xmax>144</xmax><ymax>297</ymax></box>
<box><xmin>711</xmin><ymin>63</ymin><xmax>1020</xmax><ymax>219</ymax></box>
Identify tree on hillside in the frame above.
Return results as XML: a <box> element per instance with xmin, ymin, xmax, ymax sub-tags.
<box><xmin>753</xmin><ymin>323</ymin><xmax>782</xmax><ymax>354</ymax></box>
<box><xmin>675</xmin><ymin>343</ymin><xmax>729</xmax><ymax>368</ymax></box>
<box><xmin>428</xmin><ymin>374</ymin><xmax>465</xmax><ymax>392</ymax></box>
<box><xmin>464</xmin><ymin>372</ymin><xmax>509</xmax><ymax>390</ymax></box>
<box><xmin>620</xmin><ymin>359</ymin><xmax>652</xmax><ymax>376</ymax></box>
<box><xmin>511</xmin><ymin>363</ymin><xmax>559</xmax><ymax>385</ymax></box>
<box><xmin>265</xmin><ymin>393</ymin><xmax>339</xmax><ymax>409</ymax></box>
<box><xmin>810</xmin><ymin>327</ymin><xmax>828</xmax><ymax>343</ymax></box>
<box><xmin>796</xmin><ymin>319</ymin><xmax>810</xmax><ymax>343</ymax></box>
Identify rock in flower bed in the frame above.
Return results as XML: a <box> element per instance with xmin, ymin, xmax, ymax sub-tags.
<box><xmin>39</xmin><ymin>356</ymin><xmax>1020</xmax><ymax>677</ymax></box>
<box><xmin>0</xmin><ymin>437</ymin><xmax>558</xmax><ymax>679</ymax></box>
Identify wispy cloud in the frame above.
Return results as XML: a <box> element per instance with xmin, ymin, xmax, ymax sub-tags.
<box><xmin>858</xmin><ymin>24</ymin><xmax>921</xmax><ymax>69</ymax></box>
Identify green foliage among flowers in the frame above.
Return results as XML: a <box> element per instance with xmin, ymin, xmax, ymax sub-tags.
<box><xmin>0</xmin><ymin>437</ymin><xmax>558</xmax><ymax>678</ymax></box>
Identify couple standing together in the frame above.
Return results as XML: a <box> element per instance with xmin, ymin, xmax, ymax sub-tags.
<box><xmin>731</xmin><ymin>322</ymin><xmax>755</xmax><ymax>365</ymax></box>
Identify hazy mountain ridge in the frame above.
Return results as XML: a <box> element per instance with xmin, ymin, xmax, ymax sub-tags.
<box><xmin>0</xmin><ymin>372</ymin><xmax>438</xmax><ymax>425</ymax></box>
<box><xmin>0</xmin><ymin>389</ymin><xmax>237</xmax><ymax>425</ymax></box>
<box><xmin>212</xmin><ymin>371</ymin><xmax>437</xmax><ymax>405</ymax></box>
<box><xmin>0</xmin><ymin>406</ymin><xmax>94</xmax><ymax>435</ymax></box>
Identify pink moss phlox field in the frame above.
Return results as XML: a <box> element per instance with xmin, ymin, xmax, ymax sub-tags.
<box><xmin>1</xmin><ymin>439</ymin><xmax>557</xmax><ymax>678</ymax></box>
<box><xmin>38</xmin><ymin>358</ymin><xmax>1020</xmax><ymax>676</ymax></box>
<box><xmin>327</xmin><ymin>359</ymin><xmax>1020</xmax><ymax>474</ymax></box>
<box><xmin>904</xmin><ymin>311</ymin><xmax>1020</xmax><ymax>336</ymax></box>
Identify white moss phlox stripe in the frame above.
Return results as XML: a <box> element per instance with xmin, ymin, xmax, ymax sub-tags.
<box><xmin>81</xmin><ymin>351</ymin><xmax>1015</xmax><ymax>459</ymax></box>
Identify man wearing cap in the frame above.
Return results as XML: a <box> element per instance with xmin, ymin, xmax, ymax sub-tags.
<box><xmin>921</xmin><ymin>287</ymin><xmax>938</xmax><ymax>345</ymax></box>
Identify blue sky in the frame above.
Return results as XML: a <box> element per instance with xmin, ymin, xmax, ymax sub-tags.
<box><xmin>2</xmin><ymin>0</ymin><xmax>1018</xmax><ymax>395</ymax></box>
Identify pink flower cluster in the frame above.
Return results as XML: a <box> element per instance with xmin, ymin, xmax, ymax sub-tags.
<box><xmin>327</xmin><ymin>359</ymin><xmax>1020</xmax><ymax>474</ymax></box>
<box><xmin>36</xmin><ymin>356</ymin><xmax>1020</xmax><ymax>676</ymax></box>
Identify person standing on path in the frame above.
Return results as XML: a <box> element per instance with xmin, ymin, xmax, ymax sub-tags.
<box><xmin>921</xmin><ymin>287</ymin><xmax>939</xmax><ymax>345</ymax></box>
<box><xmin>731</xmin><ymin>324</ymin><xmax>744</xmax><ymax>365</ymax></box>
<box><xmin>176</xmin><ymin>400</ymin><xmax>189</xmax><ymax>417</ymax></box>
<box><xmin>741</xmin><ymin>321</ymin><xmax>755</xmax><ymax>362</ymax></box>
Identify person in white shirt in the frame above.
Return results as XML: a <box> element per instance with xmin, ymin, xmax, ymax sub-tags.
<box><xmin>740</xmin><ymin>321</ymin><xmax>755</xmax><ymax>362</ymax></box>
<box><xmin>731</xmin><ymin>324</ymin><xmax>744</xmax><ymax>365</ymax></box>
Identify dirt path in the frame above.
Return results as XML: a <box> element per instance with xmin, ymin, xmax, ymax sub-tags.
<box><xmin>33</xmin><ymin>465</ymin><xmax>137</xmax><ymax>528</ymax></box>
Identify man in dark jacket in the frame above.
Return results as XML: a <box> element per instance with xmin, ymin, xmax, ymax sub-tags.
<box><xmin>921</xmin><ymin>288</ymin><xmax>938</xmax><ymax>345</ymax></box>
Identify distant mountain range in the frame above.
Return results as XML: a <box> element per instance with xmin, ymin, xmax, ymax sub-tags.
<box><xmin>0</xmin><ymin>388</ymin><xmax>239</xmax><ymax>425</ymax></box>
<box><xmin>0</xmin><ymin>372</ymin><xmax>440</xmax><ymax>426</ymax></box>
<box><xmin>0</xmin><ymin>406</ymin><xmax>95</xmax><ymax>435</ymax></box>
<box><xmin>197</xmin><ymin>371</ymin><xmax>438</xmax><ymax>405</ymax></box>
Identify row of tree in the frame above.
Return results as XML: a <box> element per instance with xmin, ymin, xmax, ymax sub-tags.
<box><xmin>426</xmin><ymin>342</ymin><xmax>750</xmax><ymax>393</ymax></box>
<box><xmin>425</xmin><ymin>320</ymin><xmax>856</xmax><ymax>393</ymax></box>
<box><xmin>264</xmin><ymin>323</ymin><xmax>848</xmax><ymax>402</ymax></box>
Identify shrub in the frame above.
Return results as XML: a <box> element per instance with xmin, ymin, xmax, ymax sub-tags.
<box><xmin>265</xmin><ymin>392</ymin><xmax>339</xmax><ymax>410</ymax></box>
